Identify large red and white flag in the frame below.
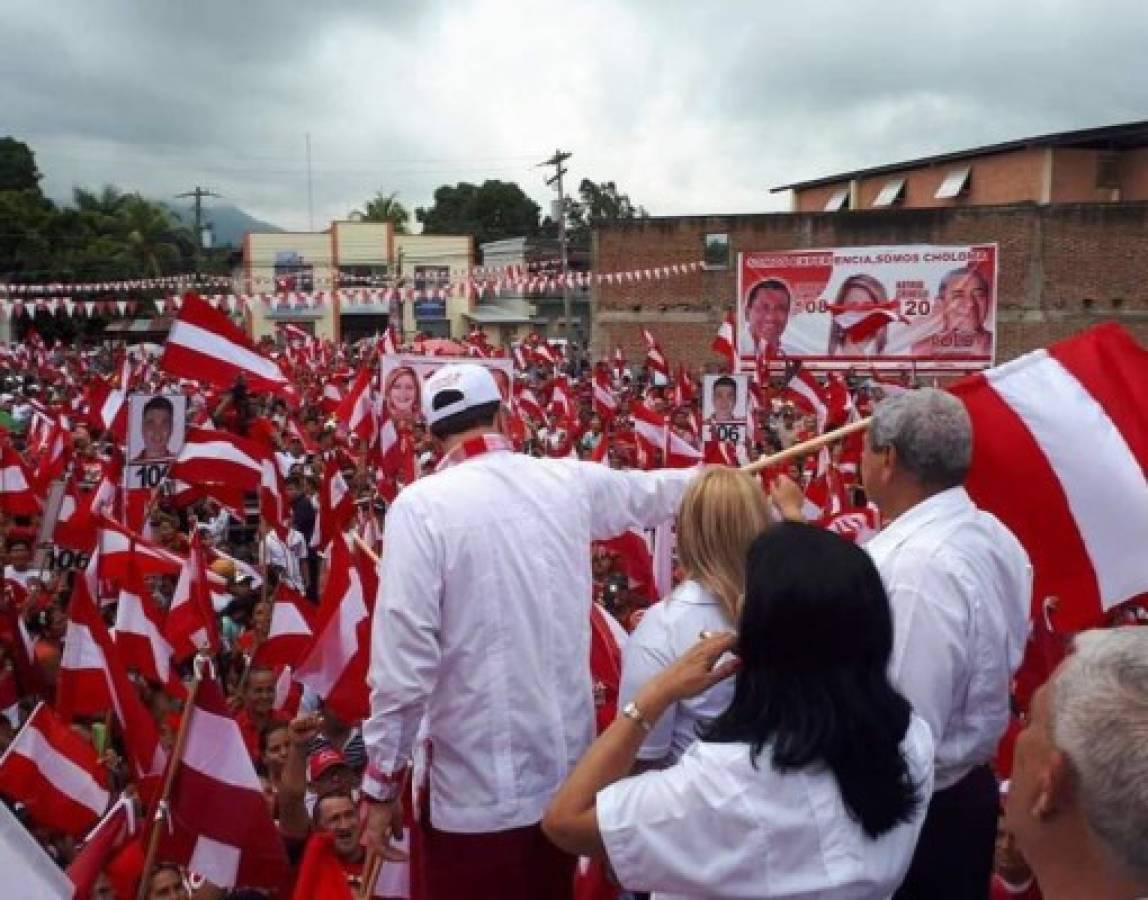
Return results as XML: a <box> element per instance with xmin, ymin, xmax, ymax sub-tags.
<box><xmin>161</xmin><ymin>293</ymin><xmax>296</xmax><ymax>399</ymax></box>
<box><xmin>592</xmin><ymin>368</ymin><xmax>618</xmax><ymax>422</ymax></box>
<box><xmin>950</xmin><ymin>324</ymin><xmax>1148</xmax><ymax>632</ymax></box>
<box><xmin>711</xmin><ymin>312</ymin><xmax>737</xmax><ymax>372</ymax></box>
<box><xmin>96</xmin><ymin>516</ymin><xmax>184</xmax><ymax>581</ymax></box>
<box><xmin>166</xmin><ymin>426</ymin><xmax>267</xmax><ymax>493</ymax></box>
<box><xmin>665</xmin><ymin>429</ymin><xmax>703</xmax><ymax>469</ymax></box>
<box><xmin>159</xmin><ymin>677</ymin><xmax>288</xmax><ymax>890</ymax></box>
<box><xmin>0</xmin><ymin>702</ymin><xmax>109</xmax><ymax>836</ymax></box>
<box><xmin>294</xmin><ymin>535</ymin><xmax>372</xmax><ymax>722</ymax></box>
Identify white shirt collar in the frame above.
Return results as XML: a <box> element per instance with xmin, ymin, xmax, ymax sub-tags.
<box><xmin>672</xmin><ymin>579</ymin><xmax>720</xmax><ymax>606</ymax></box>
<box><xmin>866</xmin><ymin>486</ymin><xmax>973</xmax><ymax>556</ymax></box>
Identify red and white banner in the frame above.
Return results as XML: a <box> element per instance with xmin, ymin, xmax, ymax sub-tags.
<box><xmin>737</xmin><ymin>244</ymin><xmax>998</xmax><ymax>371</ymax></box>
<box><xmin>951</xmin><ymin>323</ymin><xmax>1148</xmax><ymax>630</ymax></box>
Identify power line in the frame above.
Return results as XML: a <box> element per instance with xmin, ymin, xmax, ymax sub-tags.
<box><xmin>174</xmin><ymin>186</ymin><xmax>222</xmax><ymax>273</ymax></box>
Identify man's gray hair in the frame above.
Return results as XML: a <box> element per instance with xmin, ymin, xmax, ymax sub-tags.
<box><xmin>1052</xmin><ymin>628</ymin><xmax>1148</xmax><ymax>881</ymax></box>
<box><xmin>868</xmin><ymin>388</ymin><xmax>972</xmax><ymax>489</ymax></box>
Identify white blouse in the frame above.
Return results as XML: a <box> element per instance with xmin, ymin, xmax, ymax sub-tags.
<box><xmin>618</xmin><ymin>580</ymin><xmax>735</xmax><ymax>763</ymax></box>
<box><xmin>596</xmin><ymin>714</ymin><xmax>935</xmax><ymax>900</ymax></box>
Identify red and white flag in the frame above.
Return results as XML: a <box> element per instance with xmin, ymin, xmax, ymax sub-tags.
<box><xmin>294</xmin><ymin>535</ymin><xmax>372</xmax><ymax>722</ymax></box>
<box><xmin>379</xmin><ymin>324</ymin><xmax>400</xmax><ymax>356</ymax></box>
<box><xmin>159</xmin><ymin>677</ymin><xmax>288</xmax><ymax>889</ymax></box>
<box><xmin>827</xmin><ymin>298</ymin><xmax>907</xmax><ymax>342</ymax></box>
<box><xmin>312</xmin><ymin>459</ymin><xmax>353</xmax><ymax>551</ymax></box>
<box><xmin>260</xmin><ymin>457</ymin><xmax>291</xmax><ymax>538</ymax></box>
<box><xmin>113</xmin><ymin>560</ymin><xmax>179</xmax><ymax>693</ymax></box>
<box><xmin>161</xmin><ymin>293</ymin><xmax>296</xmax><ymax>399</ymax></box>
<box><xmin>630</xmin><ymin>400</ymin><xmax>666</xmax><ymax>460</ymax></box>
<box><xmin>641</xmin><ymin>328</ymin><xmax>669</xmax><ymax>378</ymax></box>
<box><xmin>612</xmin><ymin>346</ymin><xmax>626</xmax><ymax>380</ymax></box>
<box><xmin>254</xmin><ymin>585</ymin><xmax>316</xmax><ymax>670</ymax></box>
<box><xmin>166</xmin><ymin>426</ymin><xmax>267</xmax><ymax>493</ymax></box>
<box><xmin>950</xmin><ymin>323</ymin><xmax>1148</xmax><ymax>631</ymax></box>
<box><xmin>782</xmin><ymin>366</ymin><xmax>829</xmax><ymax>432</ymax></box>
<box><xmin>0</xmin><ymin>441</ymin><xmax>41</xmax><ymax>516</ymax></box>
<box><xmin>66</xmin><ymin>797</ymin><xmax>138</xmax><ymax>898</ymax></box>
<box><xmin>0</xmin><ymin>702</ymin><xmax>109</xmax><ymax>836</ymax></box>
<box><xmin>164</xmin><ymin>531</ymin><xmax>221</xmax><ymax>662</ymax></box>
<box><xmin>711</xmin><ymin>312</ymin><xmax>737</xmax><ymax>371</ymax></box>
<box><xmin>334</xmin><ymin>365</ymin><xmax>376</xmax><ymax>445</ymax></box>
<box><xmin>56</xmin><ymin>576</ymin><xmax>167</xmax><ymax>784</ymax></box>
<box><xmin>96</xmin><ymin>516</ymin><xmax>184</xmax><ymax>581</ymax></box>
<box><xmin>592</xmin><ymin>369</ymin><xmax>618</xmax><ymax>422</ymax></box>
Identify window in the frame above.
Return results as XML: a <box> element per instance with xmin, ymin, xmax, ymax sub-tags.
<box><xmin>1096</xmin><ymin>151</ymin><xmax>1120</xmax><ymax>190</ymax></box>
<box><xmin>703</xmin><ymin>233</ymin><xmax>730</xmax><ymax>269</ymax></box>
<box><xmin>935</xmin><ymin>166</ymin><xmax>971</xmax><ymax>199</ymax></box>
<box><xmin>338</xmin><ymin>264</ymin><xmax>389</xmax><ymax>287</ymax></box>
<box><xmin>272</xmin><ymin>250</ymin><xmax>314</xmax><ymax>292</ymax></box>
<box><xmin>872</xmin><ymin>177</ymin><xmax>906</xmax><ymax>208</ymax></box>
<box><xmin>824</xmin><ymin>186</ymin><xmax>850</xmax><ymax>211</ymax></box>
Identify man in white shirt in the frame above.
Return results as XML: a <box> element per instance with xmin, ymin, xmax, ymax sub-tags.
<box><xmin>360</xmin><ymin>363</ymin><xmax>696</xmax><ymax>900</ymax></box>
<box><xmin>862</xmin><ymin>388</ymin><xmax>1031</xmax><ymax>900</ymax></box>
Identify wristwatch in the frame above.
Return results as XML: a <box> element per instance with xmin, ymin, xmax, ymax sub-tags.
<box><xmin>621</xmin><ymin>701</ymin><xmax>653</xmax><ymax>733</ymax></box>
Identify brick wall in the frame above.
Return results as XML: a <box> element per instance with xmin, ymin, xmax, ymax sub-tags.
<box><xmin>591</xmin><ymin>203</ymin><xmax>1148</xmax><ymax>367</ymax></box>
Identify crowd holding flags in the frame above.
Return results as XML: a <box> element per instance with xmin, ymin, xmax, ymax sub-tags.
<box><xmin>0</xmin><ymin>283</ymin><xmax>1139</xmax><ymax>897</ymax></box>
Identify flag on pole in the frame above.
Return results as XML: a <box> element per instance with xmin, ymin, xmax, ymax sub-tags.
<box><xmin>711</xmin><ymin>312</ymin><xmax>737</xmax><ymax>371</ymax></box>
<box><xmin>161</xmin><ymin>293</ymin><xmax>296</xmax><ymax>399</ymax></box>
<box><xmin>950</xmin><ymin>323</ymin><xmax>1148</xmax><ymax>632</ymax></box>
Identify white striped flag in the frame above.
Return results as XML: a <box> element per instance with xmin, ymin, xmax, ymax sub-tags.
<box><xmin>56</xmin><ymin>575</ymin><xmax>168</xmax><ymax>785</ymax></box>
<box><xmin>334</xmin><ymin>364</ymin><xmax>376</xmax><ymax>445</ymax></box>
<box><xmin>158</xmin><ymin>678</ymin><xmax>288</xmax><ymax>889</ymax></box>
<box><xmin>665</xmin><ymin>429</ymin><xmax>704</xmax><ymax>469</ymax></box>
<box><xmin>161</xmin><ymin>293</ymin><xmax>297</xmax><ymax>399</ymax></box>
<box><xmin>642</xmin><ymin>328</ymin><xmax>669</xmax><ymax>378</ymax></box>
<box><xmin>95</xmin><ymin>516</ymin><xmax>184</xmax><ymax>581</ymax></box>
<box><xmin>113</xmin><ymin>559</ymin><xmax>180</xmax><ymax>695</ymax></box>
<box><xmin>253</xmin><ymin>585</ymin><xmax>316</xmax><ymax>670</ymax></box>
<box><xmin>66</xmin><ymin>797</ymin><xmax>138</xmax><ymax>899</ymax></box>
<box><xmin>0</xmin><ymin>440</ymin><xmax>41</xmax><ymax>516</ymax></box>
<box><xmin>711</xmin><ymin>312</ymin><xmax>737</xmax><ymax>371</ymax></box>
<box><xmin>164</xmin><ymin>531</ymin><xmax>221</xmax><ymax>662</ymax></box>
<box><xmin>0</xmin><ymin>702</ymin><xmax>109</xmax><ymax>836</ymax></box>
<box><xmin>592</xmin><ymin>368</ymin><xmax>619</xmax><ymax>422</ymax></box>
<box><xmin>612</xmin><ymin>346</ymin><xmax>626</xmax><ymax>380</ymax></box>
<box><xmin>630</xmin><ymin>400</ymin><xmax>667</xmax><ymax>460</ymax></box>
<box><xmin>950</xmin><ymin>323</ymin><xmax>1148</xmax><ymax>632</ymax></box>
<box><xmin>166</xmin><ymin>426</ymin><xmax>267</xmax><ymax>493</ymax></box>
<box><xmin>827</xmin><ymin>298</ymin><xmax>907</xmax><ymax>342</ymax></box>
<box><xmin>311</xmin><ymin>458</ymin><xmax>353</xmax><ymax>551</ymax></box>
<box><xmin>260</xmin><ymin>457</ymin><xmax>291</xmax><ymax>538</ymax></box>
<box><xmin>782</xmin><ymin>366</ymin><xmax>829</xmax><ymax>432</ymax></box>
<box><xmin>294</xmin><ymin>535</ymin><xmax>372</xmax><ymax>722</ymax></box>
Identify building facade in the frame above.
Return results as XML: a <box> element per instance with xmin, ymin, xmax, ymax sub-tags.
<box><xmin>591</xmin><ymin>203</ymin><xmax>1148</xmax><ymax>369</ymax></box>
<box><xmin>241</xmin><ymin>221</ymin><xmax>473</xmax><ymax>342</ymax></box>
<box><xmin>774</xmin><ymin>121</ymin><xmax>1148</xmax><ymax>213</ymax></box>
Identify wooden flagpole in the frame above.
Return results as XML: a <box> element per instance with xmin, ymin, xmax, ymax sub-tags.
<box><xmin>136</xmin><ymin>654</ymin><xmax>207</xmax><ymax>900</ymax></box>
<box><xmin>739</xmin><ymin>417</ymin><xmax>870</xmax><ymax>475</ymax></box>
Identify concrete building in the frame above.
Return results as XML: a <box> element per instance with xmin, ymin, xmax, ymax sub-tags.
<box><xmin>241</xmin><ymin>221</ymin><xmax>473</xmax><ymax>342</ymax></box>
<box><xmin>775</xmin><ymin>120</ymin><xmax>1148</xmax><ymax>213</ymax></box>
<box><xmin>467</xmin><ymin>236</ymin><xmax>591</xmax><ymax>349</ymax></box>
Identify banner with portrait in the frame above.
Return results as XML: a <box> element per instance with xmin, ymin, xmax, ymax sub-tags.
<box><xmin>701</xmin><ymin>373</ymin><xmax>749</xmax><ymax>445</ymax></box>
<box><xmin>380</xmin><ymin>354</ymin><xmax>514</xmax><ymax>426</ymax></box>
<box><xmin>736</xmin><ymin>244</ymin><xmax>998</xmax><ymax>372</ymax></box>
<box><xmin>126</xmin><ymin>392</ymin><xmax>187</xmax><ymax>492</ymax></box>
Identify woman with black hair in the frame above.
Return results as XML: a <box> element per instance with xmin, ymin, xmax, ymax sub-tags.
<box><xmin>544</xmin><ymin>523</ymin><xmax>934</xmax><ymax>899</ymax></box>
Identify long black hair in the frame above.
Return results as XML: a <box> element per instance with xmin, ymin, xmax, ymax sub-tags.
<box><xmin>704</xmin><ymin>522</ymin><xmax>922</xmax><ymax>839</ymax></box>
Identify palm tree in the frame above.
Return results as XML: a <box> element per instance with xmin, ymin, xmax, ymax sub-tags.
<box><xmin>352</xmin><ymin>190</ymin><xmax>410</xmax><ymax>233</ymax></box>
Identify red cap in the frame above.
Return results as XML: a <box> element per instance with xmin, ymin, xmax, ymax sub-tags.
<box><xmin>308</xmin><ymin>747</ymin><xmax>348</xmax><ymax>781</ymax></box>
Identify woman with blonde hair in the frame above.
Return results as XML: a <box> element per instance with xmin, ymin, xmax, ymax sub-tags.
<box><xmin>617</xmin><ymin>466</ymin><xmax>770</xmax><ymax>766</ymax></box>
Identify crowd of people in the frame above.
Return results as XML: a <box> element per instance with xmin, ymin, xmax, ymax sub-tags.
<box><xmin>0</xmin><ymin>320</ymin><xmax>1143</xmax><ymax>900</ymax></box>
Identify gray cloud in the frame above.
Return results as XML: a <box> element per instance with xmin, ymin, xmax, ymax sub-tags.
<box><xmin>2</xmin><ymin>0</ymin><xmax>1146</xmax><ymax>232</ymax></box>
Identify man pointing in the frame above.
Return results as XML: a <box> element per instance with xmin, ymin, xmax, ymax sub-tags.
<box><xmin>361</xmin><ymin>364</ymin><xmax>697</xmax><ymax>899</ymax></box>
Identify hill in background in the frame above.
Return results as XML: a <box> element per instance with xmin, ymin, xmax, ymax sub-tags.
<box><xmin>165</xmin><ymin>201</ymin><xmax>283</xmax><ymax>247</ymax></box>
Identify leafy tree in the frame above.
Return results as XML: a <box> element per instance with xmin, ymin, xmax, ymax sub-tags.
<box><xmin>416</xmin><ymin>180</ymin><xmax>540</xmax><ymax>246</ymax></box>
<box><xmin>555</xmin><ymin>179</ymin><xmax>648</xmax><ymax>247</ymax></box>
<box><xmin>0</xmin><ymin>137</ymin><xmax>42</xmax><ymax>193</ymax></box>
<box><xmin>353</xmin><ymin>190</ymin><xmax>411</xmax><ymax>233</ymax></box>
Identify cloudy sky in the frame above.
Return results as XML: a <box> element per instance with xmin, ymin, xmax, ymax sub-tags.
<box><xmin>3</xmin><ymin>0</ymin><xmax>1146</xmax><ymax>231</ymax></box>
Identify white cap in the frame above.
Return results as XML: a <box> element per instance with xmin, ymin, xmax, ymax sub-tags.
<box><xmin>424</xmin><ymin>363</ymin><xmax>501</xmax><ymax>427</ymax></box>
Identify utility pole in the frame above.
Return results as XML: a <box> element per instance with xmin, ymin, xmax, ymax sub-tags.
<box><xmin>175</xmin><ymin>186</ymin><xmax>221</xmax><ymax>274</ymax></box>
<box><xmin>539</xmin><ymin>149</ymin><xmax>573</xmax><ymax>360</ymax></box>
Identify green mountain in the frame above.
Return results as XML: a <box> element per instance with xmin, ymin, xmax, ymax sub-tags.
<box><xmin>165</xmin><ymin>201</ymin><xmax>283</xmax><ymax>248</ymax></box>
